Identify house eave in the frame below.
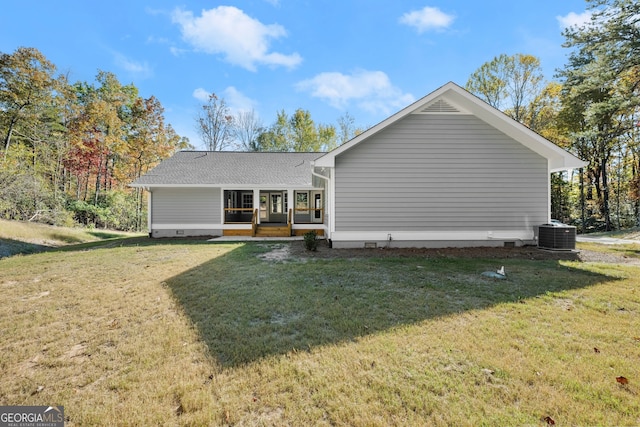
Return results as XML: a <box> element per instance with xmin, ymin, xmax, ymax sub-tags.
<box><xmin>314</xmin><ymin>81</ymin><xmax>586</xmax><ymax>172</ymax></box>
<box><xmin>130</xmin><ymin>183</ymin><xmax>320</xmax><ymax>189</ymax></box>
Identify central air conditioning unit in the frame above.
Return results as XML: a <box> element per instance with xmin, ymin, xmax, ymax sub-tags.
<box><xmin>538</xmin><ymin>224</ymin><xmax>577</xmax><ymax>250</ymax></box>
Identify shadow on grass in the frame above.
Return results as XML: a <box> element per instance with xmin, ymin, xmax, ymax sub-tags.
<box><xmin>86</xmin><ymin>230</ymin><xmax>136</xmax><ymax>240</ymax></box>
<box><xmin>50</xmin><ymin>235</ymin><xmax>193</xmax><ymax>253</ymax></box>
<box><xmin>0</xmin><ymin>238</ymin><xmax>51</xmax><ymax>258</ymax></box>
<box><xmin>164</xmin><ymin>242</ymin><xmax>617</xmax><ymax>368</ymax></box>
<box><xmin>1</xmin><ymin>232</ymin><xmax>149</xmax><ymax>258</ymax></box>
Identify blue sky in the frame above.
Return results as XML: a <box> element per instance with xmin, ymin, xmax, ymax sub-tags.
<box><xmin>1</xmin><ymin>1</ymin><xmax>592</xmax><ymax>149</ymax></box>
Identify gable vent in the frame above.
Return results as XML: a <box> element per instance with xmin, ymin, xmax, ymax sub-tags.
<box><xmin>419</xmin><ymin>99</ymin><xmax>460</xmax><ymax>113</ymax></box>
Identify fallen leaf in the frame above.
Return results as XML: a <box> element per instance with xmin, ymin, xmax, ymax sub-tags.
<box><xmin>175</xmin><ymin>403</ymin><xmax>184</xmax><ymax>416</ymax></box>
<box><xmin>616</xmin><ymin>376</ymin><xmax>629</xmax><ymax>385</ymax></box>
<box><xmin>30</xmin><ymin>385</ymin><xmax>45</xmax><ymax>396</ymax></box>
<box><xmin>543</xmin><ymin>415</ymin><xmax>555</xmax><ymax>425</ymax></box>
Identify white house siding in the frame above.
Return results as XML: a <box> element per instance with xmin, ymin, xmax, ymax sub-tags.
<box><xmin>332</xmin><ymin>114</ymin><xmax>548</xmax><ymax>248</ymax></box>
<box><xmin>150</xmin><ymin>187</ymin><xmax>222</xmax><ymax>237</ymax></box>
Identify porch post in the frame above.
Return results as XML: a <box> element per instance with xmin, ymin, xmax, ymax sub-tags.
<box><xmin>287</xmin><ymin>189</ymin><xmax>294</xmax><ymax>224</ymax></box>
<box><xmin>253</xmin><ymin>188</ymin><xmax>260</xmax><ymax>224</ymax></box>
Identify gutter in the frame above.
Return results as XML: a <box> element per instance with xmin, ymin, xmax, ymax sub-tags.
<box><xmin>310</xmin><ymin>161</ymin><xmax>329</xmax><ymax>183</ymax></box>
<box><xmin>310</xmin><ymin>161</ymin><xmax>331</xmax><ymax>243</ymax></box>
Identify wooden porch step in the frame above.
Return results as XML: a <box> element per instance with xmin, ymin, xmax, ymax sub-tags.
<box><xmin>255</xmin><ymin>225</ymin><xmax>291</xmax><ymax>237</ymax></box>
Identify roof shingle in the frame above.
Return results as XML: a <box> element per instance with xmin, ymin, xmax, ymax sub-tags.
<box><xmin>131</xmin><ymin>151</ymin><xmax>323</xmax><ymax>187</ymax></box>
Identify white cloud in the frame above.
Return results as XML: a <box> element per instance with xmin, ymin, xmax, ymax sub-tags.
<box><xmin>223</xmin><ymin>86</ymin><xmax>258</xmax><ymax>113</ymax></box>
<box><xmin>112</xmin><ymin>52</ymin><xmax>152</xmax><ymax>78</ymax></box>
<box><xmin>192</xmin><ymin>86</ymin><xmax>258</xmax><ymax>115</ymax></box>
<box><xmin>192</xmin><ymin>87</ymin><xmax>210</xmax><ymax>103</ymax></box>
<box><xmin>171</xmin><ymin>6</ymin><xmax>302</xmax><ymax>71</ymax></box>
<box><xmin>399</xmin><ymin>6</ymin><xmax>454</xmax><ymax>33</ymax></box>
<box><xmin>296</xmin><ymin>70</ymin><xmax>415</xmax><ymax>116</ymax></box>
<box><xmin>169</xmin><ymin>46</ymin><xmax>188</xmax><ymax>57</ymax></box>
<box><xmin>557</xmin><ymin>11</ymin><xmax>593</xmax><ymax>29</ymax></box>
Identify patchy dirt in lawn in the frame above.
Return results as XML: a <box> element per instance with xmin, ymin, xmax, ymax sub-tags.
<box><xmin>284</xmin><ymin>239</ymin><xmax>640</xmax><ymax>265</ymax></box>
<box><xmin>257</xmin><ymin>244</ymin><xmax>292</xmax><ymax>262</ymax></box>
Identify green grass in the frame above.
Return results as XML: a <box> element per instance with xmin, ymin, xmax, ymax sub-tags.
<box><xmin>0</xmin><ymin>227</ymin><xmax>639</xmax><ymax>425</ymax></box>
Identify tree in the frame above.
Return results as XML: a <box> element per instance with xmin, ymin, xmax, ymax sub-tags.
<box><xmin>66</xmin><ymin>72</ymin><xmax>137</xmax><ymax>204</ymax></box>
<box><xmin>337</xmin><ymin>112</ymin><xmax>358</xmax><ymax>145</ymax></box>
<box><xmin>0</xmin><ymin>46</ymin><xmax>186</xmax><ymax>229</ymax></box>
<box><xmin>255</xmin><ymin>110</ymin><xmax>289</xmax><ymax>151</ymax></box>
<box><xmin>196</xmin><ymin>93</ymin><xmax>235</xmax><ymax>151</ymax></box>
<box><xmin>559</xmin><ymin>0</ymin><xmax>640</xmax><ymax>230</ymax></box>
<box><xmin>124</xmin><ymin>96</ymin><xmax>190</xmax><ymax>230</ymax></box>
<box><xmin>524</xmin><ymin>82</ymin><xmax>567</xmax><ymax>141</ymax></box>
<box><xmin>255</xmin><ymin>109</ymin><xmax>337</xmax><ymax>152</ymax></box>
<box><xmin>565</xmin><ymin>0</ymin><xmax>639</xmax><ymax>89</ymax></box>
<box><xmin>234</xmin><ymin>109</ymin><xmax>263</xmax><ymax>151</ymax></box>
<box><xmin>0</xmin><ymin>47</ymin><xmax>58</xmax><ymax>158</ymax></box>
<box><xmin>465</xmin><ymin>54</ymin><xmax>544</xmax><ymax>123</ymax></box>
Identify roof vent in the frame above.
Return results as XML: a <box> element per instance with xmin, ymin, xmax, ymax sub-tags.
<box><xmin>419</xmin><ymin>99</ymin><xmax>460</xmax><ymax>113</ymax></box>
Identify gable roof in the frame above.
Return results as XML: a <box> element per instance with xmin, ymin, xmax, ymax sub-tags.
<box><xmin>131</xmin><ymin>151</ymin><xmax>323</xmax><ymax>188</ymax></box>
<box><xmin>314</xmin><ymin>82</ymin><xmax>586</xmax><ymax>172</ymax></box>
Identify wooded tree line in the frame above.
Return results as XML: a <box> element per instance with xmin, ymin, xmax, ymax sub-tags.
<box><xmin>0</xmin><ymin>47</ymin><xmax>190</xmax><ymax>230</ymax></box>
<box><xmin>465</xmin><ymin>0</ymin><xmax>639</xmax><ymax>231</ymax></box>
<box><xmin>1</xmin><ymin>0</ymin><xmax>637</xmax><ymax>232</ymax></box>
<box><xmin>195</xmin><ymin>92</ymin><xmax>360</xmax><ymax>152</ymax></box>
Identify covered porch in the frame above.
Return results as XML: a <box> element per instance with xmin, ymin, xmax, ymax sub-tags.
<box><xmin>223</xmin><ymin>189</ymin><xmax>325</xmax><ymax>237</ymax></box>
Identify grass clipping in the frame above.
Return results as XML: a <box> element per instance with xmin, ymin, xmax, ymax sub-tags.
<box><xmin>0</xmin><ymin>238</ymin><xmax>639</xmax><ymax>426</ymax></box>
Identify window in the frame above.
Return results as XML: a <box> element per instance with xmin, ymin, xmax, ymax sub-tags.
<box><xmin>242</xmin><ymin>193</ymin><xmax>253</xmax><ymax>209</ymax></box>
<box><xmin>224</xmin><ymin>190</ymin><xmax>253</xmax><ymax>222</ymax></box>
<box><xmin>271</xmin><ymin>194</ymin><xmax>282</xmax><ymax>213</ymax></box>
<box><xmin>296</xmin><ymin>192</ymin><xmax>309</xmax><ymax>209</ymax></box>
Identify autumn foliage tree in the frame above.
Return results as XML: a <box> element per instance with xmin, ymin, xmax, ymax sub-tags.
<box><xmin>0</xmin><ymin>47</ymin><xmax>188</xmax><ymax>230</ymax></box>
<box><xmin>465</xmin><ymin>53</ymin><xmax>544</xmax><ymax>124</ymax></box>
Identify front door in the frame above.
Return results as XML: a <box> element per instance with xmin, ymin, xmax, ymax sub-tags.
<box><xmin>259</xmin><ymin>191</ymin><xmax>287</xmax><ymax>223</ymax></box>
<box><xmin>311</xmin><ymin>191</ymin><xmax>323</xmax><ymax>223</ymax></box>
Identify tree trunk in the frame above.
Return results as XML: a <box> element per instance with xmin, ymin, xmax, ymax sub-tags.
<box><xmin>601</xmin><ymin>155</ymin><xmax>612</xmax><ymax>231</ymax></box>
<box><xmin>580</xmin><ymin>168</ymin><xmax>586</xmax><ymax>232</ymax></box>
<box><xmin>2</xmin><ymin>116</ymin><xmax>18</xmax><ymax>158</ymax></box>
<box><xmin>94</xmin><ymin>152</ymin><xmax>103</xmax><ymax>206</ymax></box>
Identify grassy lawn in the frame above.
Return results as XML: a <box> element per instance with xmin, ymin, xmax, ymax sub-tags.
<box><xmin>0</xmin><ymin>219</ymin><xmax>143</xmax><ymax>258</ymax></box>
<box><xmin>0</xmin><ymin>232</ymin><xmax>639</xmax><ymax>425</ymax></box>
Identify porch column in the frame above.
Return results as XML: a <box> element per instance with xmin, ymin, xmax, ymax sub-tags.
<box><xmin>287</xmin><ymin>189</ymin><xmax>294</xmax><ymax>224</ymax></box>
<box><xmin>253</xmin><ymin>188</ymin><xmax>260</xmax><ymax>224</ymax></box>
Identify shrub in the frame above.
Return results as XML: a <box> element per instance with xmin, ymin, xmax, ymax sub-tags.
<box><xmin>303</xmin><ymin>230</ymin><xmax>318</xmax><ymax>251</ymax></box>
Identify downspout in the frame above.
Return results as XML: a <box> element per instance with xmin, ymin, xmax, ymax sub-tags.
<box><xmin>310</xmin><ymin>161</ymin><xmax>331</xmax><ymax>243</ymax></box>
<box><xmin>145</xmin><ymin>187</ymin><xmax>152</xmax><ymax>238</ymax></box>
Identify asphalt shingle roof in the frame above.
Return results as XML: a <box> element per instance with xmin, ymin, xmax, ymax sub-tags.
<box><xmin>131</xmin><ymin>151</ymin><xmax>324</xmax><ymax>187</ymax></box>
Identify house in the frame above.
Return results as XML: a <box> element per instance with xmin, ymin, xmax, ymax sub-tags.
<box><xmin>131</xmin><ymin>151</ymin><xmax>326</xmax><ymax>238</ymax></box>
<box><xmin>131</xmin><ymin>82</ymin><xmax>586</xmax><ymax>248</ymax></box>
